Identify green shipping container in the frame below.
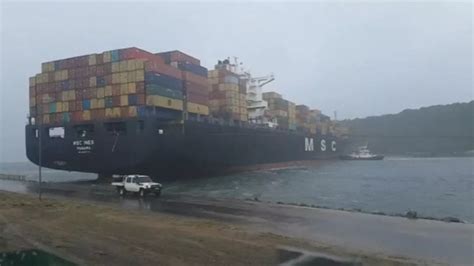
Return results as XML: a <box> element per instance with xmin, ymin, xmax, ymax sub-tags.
<box><xmin>49</xmin><ymin>103</ymin><xmax>57</xmax><ymax>113</ymax></box>
<box><xmin>145</xmin><ymin>84</ymin><xmax>183</xmax><ymax>100</ymax></box>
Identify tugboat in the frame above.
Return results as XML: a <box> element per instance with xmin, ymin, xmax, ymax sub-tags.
<box><xmin>340</xmin><ymin>146</ymin><xmax>384</xmax><ymax>160</ymax></box>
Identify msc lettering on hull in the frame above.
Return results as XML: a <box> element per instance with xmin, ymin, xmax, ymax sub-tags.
<box><xmin>73</xmin><ymin>139</ymin><xmax>95</xmax><ymax>154</ymax></box>
<box><xmin>305</xmin><ymin>138</ymin><xmax>336</xmax><ymax>152</ymax></box>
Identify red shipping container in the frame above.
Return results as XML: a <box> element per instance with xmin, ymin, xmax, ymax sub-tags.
<box><xmin>87</xmin><ymin>66</ymin><xmax>97</xmax><ymax>76</ymax></box>
<box><xmin>145</xmin><ymin>59</ymin><xmax>182</xmax><ymax>80</ymax></box>
<box><xmin>187</xmin><ymin>92</ymin><xmax>208</xmax><ymax>105</ymax></box>
<box><xmin>96</xmin><ymin>54</ymin><xmax>104</xmax><ymax>65</ymax></box>
<box><xmin>119</xmin><ymin>47</ymin><xmax>164</xmax><ymax>63</ymax></box>
<box><xmin>186</xmin><ymin>81</ymin><xmax>208</xmax><ymax>96</ymax></box>
<box><xmin>29</xmin><ymin>86</ymin><xmax>36</xmax><ymax>97</ymax></box>
<box><xmin>112</xmin><ymin>85</ymin><xmax>121</xmax><ymax>96</ymax></box>
<box><xmin>137</xmin><ymin>94</ymin><xmax>145</xmax><ymax>105</ymax></box>
<box><xmin>47</xmin><ymin>72</ymin><xmax>54</xmax><ymax>82</ymax></box>
<box><xmin>120</xmin><ymin>107</ymin><xmax>129</xmax><ymax>118</ymax></box>
<box><xmin>72</xmin><ymin>111</ymin><xmax>82</xmax><ymax>122</ymax></box>
<box><xmin>104</xmin><ymin>74</ymin><xmax>112</xmax><ymax>85</ymax></box>
<box><xmin>136</xmin><ymin>82</ymin><xmax>145</xmax><ymax>94</ymax></box>
<box><xmin>69</xmin><ymin>101</ymin><xmax>76</xmax><ymax>112</ymax></box>
<box><xmin>75</xmin><ymin>100</ymin><xmax>83</xmax><ymax>111</ymax></box>
<box><xmin>96</xmin><ymin>65</ymin><xmax>105</xmax><ymax>76</ymax></box>
<box><xmin>68</xmin><ymin>68</ymin><xmax>76</xmax><ymax>79</ymax></box>
<box><xmin>156</xmin><ymin>50</ymin><xmax>200</xmax><ymax>65</ymax></box>
<box><xmin>112</xmin><ymin>96</ymin><xmax>120</xmax><ymax>107</ymax></box>
<box><xmin>183</xmin><ymin>72</ymin><xmax>208</xmax><ymax>87</ymax></box>
<box><xmin>91</xmin><ymin>109</ymin><xmax>105</xmax><ymax>120</ymax></box>
<box><xmin>103</xmin><ymin>63</ymin><xmax>112</xmax><ymax>74</ymax></box>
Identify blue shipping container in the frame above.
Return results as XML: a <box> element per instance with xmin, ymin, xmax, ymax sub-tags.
<box><xmin>49</xmin><ymin>103</ymin><xmax>56</xmax><ymax>113</ymax></box>
<box><xmin>145</xmin><ymin>72</ymin><xmax>183</xmax><ymax>90</ymax></box>
<box><xmin>97</xmin><ymin>76</ymin><xmax>106</xmax><ymax>86</ymax></box>
<box><xmin>177</xmin><ymin>62</ymin><xmax>208</xmax><ymax>77</ymax></box>
<box><xmin>61</xmin><ymin>113</ymin><xmax>71</xmax><ymax>123</ymax></box>
<box><xmin>82</xmin><ymin>99</ymin><xmax>91</xmax><ymax>110</ymax></box>
<box><xmin>128</xmin><ymin>94</ymin><xmax>138</xmax><ymax>105</ymax></box>
<box><xmin>111</xmin><ymin>50</ymin><xmax>120</xmax><ymax>62</ymax></box>
<box><xmin>60</xmin><ymin>80</ymin><xmax>70</xmax><ymax>90</ymax></box>
<box><xmin>105</xmin><ymin>97</ymin><xmax>113</xmax><ymax>108</ymax></box>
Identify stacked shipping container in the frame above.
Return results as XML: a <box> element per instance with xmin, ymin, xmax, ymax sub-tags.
<box><xmin>262</xmin><ymin>92</ymin><xmax>296</xmax><ymax>130</ymax></box>
<box><xmin>29</xmin><ymin>48</ymin><xmax>209</xmax><ymax>125</ymax></box>
<box><xmin>156</xmin><ymin>51</ymin><xmax>209</xmax><ymax>116</ymax></box>
<box><xmin>208</xmin><ymin>69</ymin><xmax>248</xmax><ymax>121</ymax></box>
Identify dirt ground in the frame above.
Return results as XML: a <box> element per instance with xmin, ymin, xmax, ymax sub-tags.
<box><xmin>0</xmin><ymin>192</ymin><xmax>420</xmax><ymax>266</ymax></box>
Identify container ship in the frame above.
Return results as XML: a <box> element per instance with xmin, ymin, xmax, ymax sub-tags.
<box><xmin>25</xmin><ymin>48</ymin><xmax>347</xmax><ymax>178</ymax></box>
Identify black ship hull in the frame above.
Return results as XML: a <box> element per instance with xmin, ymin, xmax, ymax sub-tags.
<box><xmin>26</xmin><ymin>119</ymin><xmax>347</xmax><ymax>178</ymax></box>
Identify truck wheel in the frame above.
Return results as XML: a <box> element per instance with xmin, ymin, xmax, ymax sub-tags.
<box><xmin>119</xmin><ymin>187</ymin><xmax>126</xmax><ymax>196</ymax></box>
<box><xmin>139</xmin><ymin>189</ymin><xmax>145</xmax><ymax>197</ymax></box>
<box><xmin>154</xmin><ymin>190</ymin><xmax>161</xmax><ymax>198</ymax></box>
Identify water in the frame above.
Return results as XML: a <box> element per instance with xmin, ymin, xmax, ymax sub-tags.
<box><xmin>0</xmin><ymin>162</ymin><xmax>96</xmax><ymax>182</ymax></box>
<box><xmin>163</xmin><ymin>157</ymin><xmax>474</xmax><ymax>222</ymax></box>
<box><xmin>1</xmin><ymin>158</ymin><xmax>473</xmax><ymax>222</ymax></box>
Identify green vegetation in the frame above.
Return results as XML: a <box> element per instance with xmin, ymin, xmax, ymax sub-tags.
<box><xmin>341</xmin><ymin>101</ymin><xmax>474</xmax><ymax>155</ymax></box>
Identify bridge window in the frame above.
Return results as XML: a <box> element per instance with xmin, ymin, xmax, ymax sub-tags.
<box><xmin>73</xmin><ymin>124</ymin><xmax>94</xmax><ymax>138</ymax></box>
<box><xmin>104</xmin><ymin>122</ymin><xmax>127</xmax><ymax>135</ymax></box>
<box><xmin>48</xmin><ymin>127</ymin><xmax>65</xmax><ymax>139</ymax></box>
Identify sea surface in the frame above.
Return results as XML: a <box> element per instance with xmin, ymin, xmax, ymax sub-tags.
<box><xmin>1</xmin><ymin>157</ymin><xmax>473</xmax><ymax>222</ymax></box>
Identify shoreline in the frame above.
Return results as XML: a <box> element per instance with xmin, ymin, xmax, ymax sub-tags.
<box><xmin>0</xmin><ymin>191</ymin><xmax>422</xmax><ymax>266</ymax></box>
<box><xmin>0</xmin><ymin>177</ymin><xmax>469</xmax><ymax>224</ymax></box>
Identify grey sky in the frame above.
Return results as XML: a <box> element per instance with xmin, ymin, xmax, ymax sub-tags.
<box><xmin>0</xmin><ymin>1</ymin><xmax>472</xmax><ymax>162</ymax></box>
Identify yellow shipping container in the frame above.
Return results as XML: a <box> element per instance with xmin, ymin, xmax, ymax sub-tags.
<box><xmin>127</xmin><ymin>71</ymin><xmax>136</xmax><ymax>83</ymax></box>
<box><xmin>29</xmin><ymin>76</ymin><xmax>36</xmax><ymax>87</ymax></box>
<box><xmin>103</xmin><ymin>51</ymin><xmax>111</xmax><ymax>63</ymax></box>
<box><xmin>82</xmin><ymin>110</ymin><xmax>91</xmax><ymax>121</ymax></box>
<box><xmin>105</xmin><ymin>108</ymin><xmax>121</xmax><ymax>118</ymax></box>
<box><xmin>41</xmin><ymin>62</ymin><xmax>55</xmax><ymax>72</ymax></box>
<box><xmin>120</xmin><ymin>95</ymin><xmax>129</xmax><ymax>106</ymax></box>
<box><xmin>62</xmin><ymin>101</ymin><xmax>69</xmax><ymax>112</ymax></box>
<box><xmin>127</xmin><ymin>82</ymin><xmax>136</xmax><ymax>94</ymax></box>
<box><xmin>69</xmin><ymin>90</ymin><xmax>76</xmax><ymax>101</ymax></box>
<box><xmin>88</xmin><ymin>54</ymin><xmax>97</xmax><ymax>66</ymax></box>
<box><xmin>208</xmin><ymin>70</ymin><xmax>218</xmax><ymax>78</ymax></box>
<box><xmin>90</xmin><ymin>99</ymin><xmax>98</xmax><ymax>109</ymax></box>
<box><xmin>120</xmin><ymin>84</ymin><xmax>128</xmax><ymax>95</ymax></box>
<box><xmin>135</xmin><ymin>70</ymin><xmax>145</xmax><ymax>82</ymax></box>
<box><xmin>55</xmin><ymin>102</ymin><xmax>62</xmax><ymax>113</ymax></box>
<box><xmin>98</xmin><ymin>99</ymin><xmax>105</xmax><ymax>109</ymax></box>
<box><xmin>119</xmin><ymin>61</ymin><xmax>128</xmax><ymax>72</ymax></box>
<box><xmin>112</xmin><ymin>73</ymin><xmax>120</xmax><ymax>84</ymax></box>
<box><xmin>134</xmin><ymin>59</ymin><xmax>145</xmax><ymax>70</ymax></box>
<box><xmin>111</xmin><ymin>62</ymin><xmax>120</xmax><ymax>73</ymax></box>
<box><xmin>104</xmin><ymin>86</ymin><xmax>113</xmax><ymax>97</ymax></box>
<box><xmin>146</xmin><ymin>95</ymin><xmax>183</xmax><ymax>111</ymax></box>
<box><xmin>128</xmin><ymin>106</ymin><xmax>138</xmax><ymax>117</ymax></box>
<box><xmin>54</xmin><ymin>70</ymin><xmax>68</xmax><ymax>81</ymax></box>
<box><xmin>35</xmin><ymin>73</ymin><xmax>49</xmax><ymax>84</ymax></box>
<box><xmin>89</xmin><ymin>77</ymin><xmax>97</xmax><ymax>87</ymax></box>
<box><xmin>119</xmin><ymin>72</ymin><xmax>128</xmax><ymax>84</ymax></box>
<box><xmin>218</xmin><ymin>83</ymin><xmax>239</xmax><ymax>93</ymax></box>
<box><xmin>224</xmin><ymin>106</ymin><xmax>239</xmax><ymax>113</ymax></box>
<box><xmin>97</xmin><ymin>87</ymin><xmax>105</xmax><ymax>98</ymax></box>
<box><xmin>187</xmin><ymin>102</ymin><xmax>209</xmax><ymax>115</ymax></box>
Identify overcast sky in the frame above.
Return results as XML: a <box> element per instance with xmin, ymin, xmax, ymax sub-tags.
<box><xmin>0</xmin><ymin>1</ymin><xmax>472</xmax><ymax>162</ymax></box>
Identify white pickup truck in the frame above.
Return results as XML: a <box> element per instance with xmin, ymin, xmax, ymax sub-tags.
<box><xmin>112</xmin><ymin>175</ymin><xmax>162</xmax><ymax>197</ymax></box>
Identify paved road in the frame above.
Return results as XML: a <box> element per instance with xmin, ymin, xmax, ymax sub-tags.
<box><xmin>1</xmin><ymin>179</ymin><xmax>473</xmax><ymax>265</ymax></box>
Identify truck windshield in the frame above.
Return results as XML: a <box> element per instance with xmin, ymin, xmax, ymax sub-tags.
<box><xmin>135</xmin><ymin>176</ymin><xmax>152</xmax><ymax>183</ymax></box>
